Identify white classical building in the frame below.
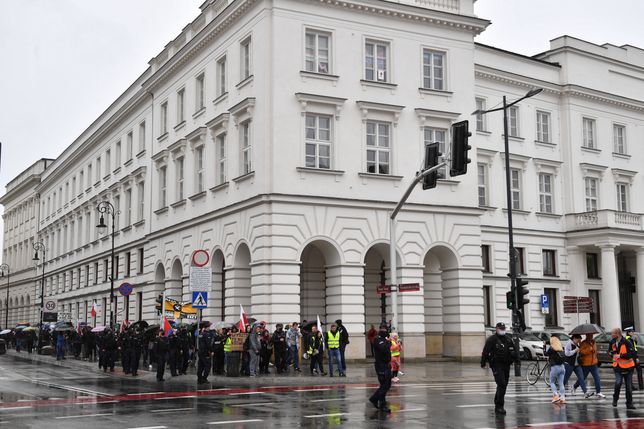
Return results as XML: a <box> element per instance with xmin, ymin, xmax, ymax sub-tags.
<box><xmin>2</xmin><ymin>0</ymin><xmax>644</xmax><ymax>360</ymax></box>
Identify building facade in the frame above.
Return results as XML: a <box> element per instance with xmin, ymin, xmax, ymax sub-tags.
<box><xmin>2</xmin><ymin>0</ymin><xmax>644</xmax><ymax>359</ymax></box>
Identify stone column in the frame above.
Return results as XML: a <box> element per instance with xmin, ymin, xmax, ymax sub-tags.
<box><xmin>636</xmin><ymin>249</ymin><xmax>644</xmax><ymax>330</ymax></box>
<box><xmin>202</xmin><ymin>266</ymin><xmax>224</xmax><ymax>321</ymax></box>
<box><xmin>397</xmin><ymin>265</ymin><xmax>426</xmax><ymax>358</ymax></box>
<box><xmin>567</xmin><ymin>247</ymin><xmax>589</xmax><ymax>324</ymax></box>
<box><xmin>600</xmin><ymin>244</ymin><xmax>621</xmax><ymax>330</ymax></box>
<box><xmin>250</xmin><ymin>261</ymin><xmax>301</xmax><ymax>326</ymax></box>
<box><xmin>224</xmin><ymin>265</ymin><xmax>252</xmax><ymax>322</ymax></box>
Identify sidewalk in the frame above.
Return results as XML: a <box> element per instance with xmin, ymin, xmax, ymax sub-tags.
<box><xmin>3</xmin><ymin>348</ymin><xmax>495</xmax><ymax>387</ymax></box>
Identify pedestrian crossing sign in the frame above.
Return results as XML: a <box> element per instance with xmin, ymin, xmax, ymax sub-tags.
<box><xmin>192</xmin><ymin>291</ymin><xmax>208</xmax><ymax>309</ymax></box>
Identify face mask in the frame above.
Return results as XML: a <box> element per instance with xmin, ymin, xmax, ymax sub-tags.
<box><xmin>498</xmin><ymin>330</ymin><xmax>506</xmax><ymax>336</ymax></box>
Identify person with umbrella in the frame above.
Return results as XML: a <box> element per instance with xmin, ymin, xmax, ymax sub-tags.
<box><xmin>571</xmin><ymin>325</ymin><xmax>605</xmax><ymax>398</ymax></box>
<box><xmin>563</xmin><ymin>334</ymin><xmax>592</xmax><ymax>398</ymax></box>
<box><xmin>609</xmin><ymin>327</ymin><xmax>637</xmax><ymax>409</ymax></box>
<box><xmin>625</xmin><ymin>327</ymin><xmax>644</xmax><ymax>391</ymax></box>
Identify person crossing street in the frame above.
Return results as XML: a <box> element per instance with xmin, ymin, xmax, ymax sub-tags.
<box><xmin>481</xmin><ymin>322</ymin><xmax>517</xmax><ymax>415</ymax></box>
<box><xmin>625</xmin><ymin>327</ymin><xmax>644</xmax><ymax>391</ymax></box>
<box><xmin>369</xmin><ymin>323</ymin><xmax>392</xmax><ymax>413</ymax></box>
<box><xmin>610</xmin><ymin>327</ymin><xmax>637</xmax><ymax>409</ymax></box>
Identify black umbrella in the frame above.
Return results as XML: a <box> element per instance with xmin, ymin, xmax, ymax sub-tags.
<box><xmin>129</xmin><ymin>321</ymin><xmax>149</xmax><ymax>333</ymax></box>
<box><xmin>569</xmin><ymin>323</ymin><xmax>602</xmax><ymax>335</ymax></box>
<box><xmin>143</xmin><ymin>324</ymin><xmax>160</xmax><ymax>338</ymax></box>
<box><xmin>301</xmin><ymin>320</ymin><xmax>323</xmax><ymax>332</ymax></box>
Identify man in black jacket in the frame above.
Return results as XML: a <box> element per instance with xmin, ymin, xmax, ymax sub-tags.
<box><xmin>369</xmin><ymin>323</ymin><xmax>392</xmax><ymax>413</ymax></box>
<box><xmin>336</xmin><ymin>319</ymin><xmax>349</xmax><ymax>376</ymax></box>
<box><xmin>211</xmin><ymin>328</ymin><xmax>225</xmax><ymax>376</ymax></box>
<box><xmin>481</xmin><ymin>322</ymin><xmax>517</xmax><ymax>415</ymax></box>
<box><xmin>272</xmin><ymin>324</ymin><xmax>287</xmax><ymax>374</ymax></box>
<box><xmin>178</xmin><ymin>328</ymin><xmax>192</xmax><ymax>375</ymax></box>
<box><xmin>197</xmin><ymin>326</ymin><xmax>212</xmax><ymax>383</ymax></box>
<box><xmin>154</xmin><ymin>331</ymin><xmax>169</xmax><ymax>382</ymax></box>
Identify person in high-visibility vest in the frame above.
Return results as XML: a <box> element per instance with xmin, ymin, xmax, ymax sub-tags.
<box><xmin>326</xmin><ymin>324</ymin><xmax>345</xmax><ymax>377</ymax></box>
<box><xmin>625</xmin><ymin>327</ymin><xmax>644</xmax><ymax>390</ymax></box>
<box><xmin>609</xmin><ymin>327</ymin><xmax>637</xmax><ymax>409</ymax></box>
<box><xmin>390</xmin><ymin>332</ymin><xmax>403</xmax><ymax>383</ymax></box>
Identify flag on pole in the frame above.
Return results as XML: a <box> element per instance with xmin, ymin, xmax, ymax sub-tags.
<box><xmin>163</xmin><ymin>317</ymin><xmax>172</xmax><ymax>336</ymax></box>
<box><xmin>239</xmin><ymin>304</ymin><xmax>248</xmax><ymax>333</ymax></box>
<box><xmin>77</xmin><ymin>321</ymin><xmax>81</xmax><ymax>335</ymax></box>
<box><xmin>317</xmin><ymin>315</ymin><xmax>324</xmax><ymax>350</ymax></box>
<box><xmin>120</xmin><ymin>319</ymin><xmax>129</xmax><ymax>333</ymax></box>
<box><xmin>90</xmin><ymin>301</ymin><xmax>97</xmax><ymax>318</ymax></box>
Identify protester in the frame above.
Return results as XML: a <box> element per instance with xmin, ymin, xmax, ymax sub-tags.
<box><xmin>308</xmin><ymin>326</ymin><xmax>325</xmax><ymax>375</ymax></box>
<box><xmin>211</xmin><ymin>328</ymin><xmax>225</xmax><ymax>376</ymax></box>
<box><xmin>609</xmin><ymin>327</ymin><xmax>637</xmax><ymax>409</ymax></box>
<box><xmin>286</xmin><ymin>322</ymin><xmax>302</xmax><ymax>373</ymax></box>
<box><xmin>127</xmin><ymin>331</ymin><xmax>142</xmax><ymax>376</ymax></box>
<box><xmin>574</xmin><ymin>333</ymin><xmax>605</xmax><ymax>398</ymax></box>
<box><xmin>481</xmin><ymin>322</ymin><xmax>516</xmax><ymax>415</ymax></box>
<box><xmin>168</xmin><ymin>330</ymin><xmax>180</xmax><ymax>377</ymax></box>
<box><xmin>56</xmin><ymin>331</ymin><xmax>66</xmax><ymax>360</ymax></box>
<box><xmin>546</xmin><ymin>337</ymin><xmax>567</xmax><ymax>404</ymax></box>
<box><xmin>272</xmin><ymin>323</ymin><xmax>287</xmax><ymax>374</ymax></box>
<box><xmin>390</xmin><ymin>332</ymin><xmax>402</xmax><ymax>383</ymax></box>
<box><xmin>326</xmin><ymin>323</ymin><xmax>345</xmax><ymax>377</ymax></box>
<box><xmin>625</xmin><ymin>327</ymin><xmax>643</xmax><ymax>391</ymax></box>
<box><xmin>197</xmin><ymin>325</ymin><xmax>212</xmax><ymax>383</ymax></box>
<box><xmin>564</xmin><ymin>334</ymin><xmax>592</xmax><ymax>398</ymax></box>
<box><xmin>179</xmin><ymin>327</ymin><xmax>192</xmax><ymax>375</ymax></box>
<box><xmin>101</xmin><ymin>329</ymin><xmax>117</xmax><ymax>372</ymax></box>
<box><xmin>154</xmin><ymin>330</ymin><xmax>169</xmax><ymax>382</ymax></box>
<box><xmin>336</xmin><ymin>319</ymin><xmax>349</xmax><ymax>375</ymax></box>
<box><xmin>369</xmin><ymin>323</ymin><xmax>392</xmax><ymax>413</ymax></box>
<box><xmin>367</xmin><ymin>324</ymin><xmax>377</xmax><ymax>357</ymax></box>
<box><xmin>259</xmin><ymin>325</ymin><xmax>273</xmax><ymax>375</ymax></box>
<box><xmin>248</xmin><ymin>324</ymin><xmax>262</xmax><ymax>377</ymax></box>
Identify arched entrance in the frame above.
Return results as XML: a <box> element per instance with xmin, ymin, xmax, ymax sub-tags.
<box><xmin>208</xmin><ymin>249</ymin><xmax>226</xmax><ymax>321</ymax></box>
<box><xmin>226</xmin><ymin>243</ymin><xmax>251</xmax><ymax>322</ymax></box>
<box><xmin>168</xmin><ymin>259</ymin><xmax>183</xmax><ymax>302</ymax></box>
<box><xmin>299</xmin><ymin>240</ymin><xmax>341</xmax><ymax>325</ymax></box>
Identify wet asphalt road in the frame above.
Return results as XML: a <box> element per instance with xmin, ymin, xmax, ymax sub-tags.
<box><xmin>2</xmin><ymin>356</ymin><xmax>644</xmax><ymax>428</ymax></box>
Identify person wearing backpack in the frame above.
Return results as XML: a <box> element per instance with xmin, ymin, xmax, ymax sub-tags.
<box><xmin>546</xmin><ymin>336</ymin><xmax>567</xmax><ymax>404</ymax></box>
<box><xmin>480</xmin><ymin>322</ymin><xmax>517</xmax><ymax>415</ymax></box>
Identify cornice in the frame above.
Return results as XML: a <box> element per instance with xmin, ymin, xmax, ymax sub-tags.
<box><xmin>474</xmin><ymin>68</ymin><xmax>560</xmax><ymax>96</ymax></box>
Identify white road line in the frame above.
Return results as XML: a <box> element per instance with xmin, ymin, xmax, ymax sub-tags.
<box><xmin>304</xmin><ymin>413</ymin><xmax>351</xmax><ymax>419</ymax></box>
<box><xmin>311</xmin><ymin>398</ymin><xmax>345</xmax><ymax>403</ymax></box>
<box><xmin>97</xmin><ymin>401</ymin><xmax>119</xmax><ymax>404</ymax></box>
<box><xmin>227</xmin><ymin>392</ymin><xmax>263</xmax><ymax>395</ymax></box>
<box><xmin>127</xmin><ymin>392</ymin><xmax>165</xmax><ymax>396</ymax></box>
<box><xmin>55</xmin><ymin>413</ymin><xmax>113</xmax><ymax>420</ymax></box>
<box><xmin>153</xmin><ymin>395</ymin><xmax>196</xmax><ymax>400</ymax></box>
<box><xmin>150</xmin><ymin>408</ymin><xmax>194</xmax><ymax>413</ymax></box>
<box><xmin>207</xmin><ymin>420</ymin><xmax>263</xmax><ymax>425</ymax></box>
<box><xmin>527</xmin><ymin>423</ymin><xmax>572</xmax><ymax>427</ymax></box>
<box><xmin>230</xmin><ymin>402</ymin><xmax>273</xmax><ymax>407</ymax></box>
<box><xmin>126</xmin><ymin>426</ymin><xmax>168</xmax><ymax>429</ymax></box>
<box><xmin>456</xmin><ymin>404</ymin><xmax>495</xmax><ymax>408</ymax></box>
<box><xmin>397</xmin><ymin>408</ymin><xmax>427</xmax><ymax>413</ymax></box>
<box><xmin>0</xmin><ymin>406</ymin><xmax>32</xmax><ymax>411</ymax></box>
<box><xmin>604</xmin><ymin>417</ymin><xmax>644</xmax><ymax>421</ymax></box>
<box><xmin>293</xmin><ymin>388</ymin><xmax>332</xmax><ymax>392</ymax></box>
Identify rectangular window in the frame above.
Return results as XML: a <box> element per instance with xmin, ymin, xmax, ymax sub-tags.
<box><xmin>613</xmin><ymin>124</ymin><xmax>626</xmax><ymax>154</ymax></box>
<box><xmin>103</xmin><ymin>259</ymin><xmax>109</xmax><ymax>283</ymax></box>
<box><xmin>125</xmin><ymin>188</ymin><xmax>132</xmax><ymax>226</ymax></box>
<box><xmin>510</xmin><ymin>168</ymin><xmax>522</xmax><ymax>210</ymax></box>
<box><xmin>305</xmin><ymin>114</ymin><xmax>332</xmax><ymax>169</ymax></box>
<box><xmin>305</xmin><ymin>30</ymin><xmax>330</xmax><ymax>74</ymax></box>
<box><xmin>586</xmin><ymin>253</ymin><xmax>599</xmax><ymax>279</ymax></box>
<box><xmin>477</xmin><ymin>163</ymin><xmax>487</xmax><ymax>207</ymax></box>
<box><xmin>217</xmin><ymin>56</ymin><xmax>227</xmax><ymax>96</ymax></box>
<box><xmin>475</xmin><ymin>98</ymin><xmax>486</xmax><ymax>132</ymax></box>
<box><xmin>536</xmin><ymin>110</ymin><xmax>551</xmax><ymax>143</ymax></box>
<box><xmin>423</xmin><ymin>127</ymin><xmax>447</xmax><ymax>178</ymax></box>
<box><xmin>105</xmin><ymin>149</ymin><xmax>111</xmax><ymax>174</ymax></box>
<box><xmin>126</xmin><ymin>131</ymin><xmax>133</xmax><ymax>160</ymax></box>
<box><xmin>538</xmin><ymin>173</ymin><xmax>554</xmax><ymax>213</ymax></box>
<box><xmin>542</xmin><ymin>249</ymin><xmax>557</xmax><ymax>276</ymax></box>
<box><xmin>85</xmin><ymin>265</ymin><xmax>89</xmax><ymax>286</ymax></box>
<box><xmin>159</xmin><ymin>166</ymin><xmax>167</xmax><ymax>207</ymax></box>
<box><xmin>241</xmin><ymin>37</ymin><xmax>252</xmax><ymax>80</ymax></box>
<box><xmin>94</xmin><ymin>262</ymin><xmax>99</xmax><ymax>285</ymax></box>
<box><xmin>137</xmin><ymin>291</ymin><xmax>143</xmax><ymax>321</ymax></box>
<box><xmin>582</xmin><ymin>117</ymin><xmax>596</xmax><ymax>149</ymax></box>
<box><xmin>115</xmin><ymin>141</ymin><xmax>121</xmax><ymax>167</ymax></box>
<box><xmin>114</xmin><ymin>195</ymin><xmax>120</xmax><ymax>231</ymax></box>
<box><xmin>195</xmin><ymin>73</ymin><xmax>205</xmax><ymax>111</ymax></box>
<box><xmin>125</xmin><ymin>252</ymin><xmax>131</xmax><ymax>278</ymax></box>
<box><xmin>365</xmin><ymin>40</ymin><xmax>389</xmax><ymax>83</ymax></box>
<box><xmin>216</xmin><ymin>133</ymin><xmax>227</xmax><ymax>185</ymax></box>
<box><xmin>589</xmin><ymin>289</ymin><xmax>601</xmax><ymax>326</ymax></box>
<box><xmin>79</xmin><ymin>171</ymin><xmax>84</xmax><ymax>192</ymax></box>
<box><xmin>584</xmin><ymin>177</ymin><xmax>598</xmax><ymax>211</ymax></box>
<box><xmin>160</xmin><ymin>102</ymin><xmax>168</xmax><ymax>134</ymax></box>
<box><xmin>508</xmin><ymin>106</ymin><xmax>519</xmax><ymax>137</ymax></box>
<box><xmin>483</xmin><ymin>286</ymin><xmax>492</xmax><ymax>327</ymax></box>
<box><xmin>137</xmin><ymin>181</ymin><xmax>144</xmax><ymax>221</ymax></box>
<box><xmin>114</xmin><ymin>255</ymin><xmax>120</xmax><ymax>280</ymax></box>
<box><xmin>616</xmin><ymin>183</ymin><xmax>629</xmax><ymax>212</ymax></box>
<box><xmin>176</xmin><ymin>157</ymin><xmax>185</xmax><ymax>200</ymax></box>
<box><xmin>195</xmin><ymin>146</ymin><xmax>204</xmax><ymax>193</ymax></box>
<box><xmin>96</xmin><ymin>157</ymin><xmax>101</xmax><ymax>181</ymax></box>
<box><xmin>422</xmin><ymin>49</ymin><xmax>444</xmax><ymax>90</ymax></box>
<box><xmin>515</xmin><ymin>247</ymin><xmax>526</xmax><ymax>276</ymax></box>
<box><xmin>138</xmin><ymin>121</ymin><xmax>146</xmax><ymax>153</ymax></box>
<box><xmin>481</xmin><ymin>244</ymin><xmax>491</xmax><ymax>273</ymax></box>
<box><xmin>138</xmin><ymin>248</ymin><xmax>144</xmax><ymax>274</ymax></box>
<box><xmin>544</xmin><ymin>288</ymin><xmax>559</xmax><ymax>327</ymax></box>
<box><xmin>177</xmin><ymin>88</ymin><xmax>185</xmax><ymax>124</ymax></box>
<box><xmin>240</xmin><ymin>121</ymin><xmax>252</xmax><ymax>175</ymax></box>
<box><xmin>366</xmin><ymin>121</ymin><xmax>391</xmax><ymax>175</ymax></box>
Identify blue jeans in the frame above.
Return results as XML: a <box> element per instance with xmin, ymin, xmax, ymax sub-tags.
<box><xmin>288</xmin><ymin>345</ymin><xmax>299</xmax><ymax>370</ymax></box>
<box><xmin>549</xmin><ymin>363</ymin><xmax>566</xmax><ymax>399</ymax></box>
<box><xmin>574</xmin><ymin>365</ymin><xmax>601</xmax><ymax>393</ymax></box>
<box><xmin>328</xmin><ymin>348</ymin><xmax>342</xmax><ymax>375</ymax></box>
<box><xmin>564</xmin><ymin>363</ymin><xmax>587</xmax><ymax>393</ymax></box>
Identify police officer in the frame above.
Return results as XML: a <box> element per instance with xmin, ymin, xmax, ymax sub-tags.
<box><xmin>481</xmin><ymin>322</ymin><xmax>517</xmax><ymax>415</ymax></box>
<box><xmin>102</xmin><ymin>330</ymin><xmax>117</xmax><ymax>372</ymax></box>
<box><xmin>197</xmin><ymin>325</ymin><xmax>212</xmax><ymax>383</ymax></box>
<box><xmin>625</xmin><ymin>327</ymin><xmax>643</xmax><ymax>390</ymax></box>
<box><xmin>127</xmin><ymin>332</ymin><xmax>142</xmax><ymax>377</ymax></box>
<box><xmin>168</xmin><ymin>330</ymin><xmax>180</xmax><ymax>377</ymax></box>
<box><xmin>369</xmin><ymin>323</ymin><xmax>392</xmax><ymax>413</ymax></box>
<box><xmin>154</xmin><ymin>330</ymin><xmax>169</xmax><ymax>382</ymax></box>
<box><xmin>120</xmin><ymin>331</ymin><xmax>131</xmax><ymax>374</ymax></box>
<box><xmin>272</xmin><ymin>324</ymin><xmax>287</xmax><ymax>374</ymax></box>
<box><xmin>211</xmin><ymin>328</ymin><xmax>225</xmax><ymax>375</ymax></box>
<box><xmin>178</xmin><ymin>328</ymin><xmax>192</xmax><ymax>375</ymax></box>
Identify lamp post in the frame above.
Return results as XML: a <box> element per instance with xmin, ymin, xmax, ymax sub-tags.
<box><xmin>96</xmin><ymin>201</ymin><xmax>116</xmax><ymax>330</ymax></box>
<box><xmin>32</xmin><ymin>241</ymin><xmax>47</xmax><ymax>352</ymax></box>
<box><xmin>0</xmin><ymin>264</ymin><xmax>9</xmax><ymax>329</ymax></box>
<box><xmin>473</xmin><ymin>88</ymin><xmax>543</xmax><ymax>377</ymax></box>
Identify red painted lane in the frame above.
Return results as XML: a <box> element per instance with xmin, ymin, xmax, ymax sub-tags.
<box><xmin>0</xmin><ymin>383</ymin><xmax>378</xmax><ymax>410</ymax></box>
<box><xmin>516</xmin><ymin>421</ymin><xmax>644</xmax><ymax>429</ymax></box>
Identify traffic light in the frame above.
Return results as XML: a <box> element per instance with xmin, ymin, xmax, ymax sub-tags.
<box><xmin>506</xmin><ymin>290</ymin><xmax>513</xmax><ymax>310</ymax></box>
<box><xmin>155</xmin><ymin>294</ymin><xmax>163</xmax><ymax>314</ymax></box>
<box><xmin>422</xmin><ymin>142</ymin><xmax>441</xmax><ymax>190</ymax></box>
<box><xmin>516</xmin><ymin>277</ymin><xmax>530</xmax><ymax>331</ymax></box>
<box><xmin>450</xmin><ymin>120</ymin><xmax>472</xmax><ymax>177</ymax></box>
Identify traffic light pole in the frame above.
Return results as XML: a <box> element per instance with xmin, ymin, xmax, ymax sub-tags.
<box><xmin>389</xmin><ymin>162</ymin><xmax>446</xmax><ymax>332</ymax></box>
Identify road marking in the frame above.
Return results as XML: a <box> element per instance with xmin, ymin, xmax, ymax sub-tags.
<box><xmin>604</xmin><ymin>417</ymin><xmax>644</xmax><ymax>421</ymax></box>
<box><xmin>153</xmin><ymin>395</ymin><xmax>196</xmax><ymax>400</ymax></box>
<box><xmin>207</xmin><ymin>420</ymin><xmax>263</xmax><ymax>425</ymax></box>
<box><xmin>397</xmin><ymin>408</ymin><xmax>427</xmax><ymax>413</ymax></box>
<box><xmin>0</xmin><ymin>406</ymin><xmax>32</xmax><ymax>411</ymax></box>
<box><xmin>230</xmin><ymin>402</ymin><xmax>273</xmax><ymax>407</ymax></box>
<box><xmin>304</xmin><ymin>413</ymin><xmax>351</xmax><ymax>419</ymax></box>
<box><xmin>527</xmin><ymin>423</ymin><xmax>572</xmax><ymax>427</ymax></box>
<box><xmin>456</xmin><ymin>404</ymin><xmax>495</xmax><ymax>408</ymax></box>
<box><xmin>293</xmin><ymin>388</ymin><xmax>332</xmax><ymax>392</ymax></box>
<box><xmin>150</xmin><ymin>408</ymin><xmax>194</xmax><ymax>413</ymax></box>
<box><xmin>127</xmin><ymin>392</ymin><xmax>165</xmax><ymax>396</ymax></box>
<box><xmin>55</xmin><ymin>413</ymin><xmax>113</xmax><ymax>419</ymax></box>
<box><xmin>126</xmin><ymin>427</ymin><xmax>168</xmax><ymax>429</ymax></box>
<box><xmin>311</xmin><ymin>398</ymin><xmax>345</xmax><ymax>403</ymax></box>
<box><xmin>227</xmin><ymin>392</ymin><xmax>262</xmax><ymax>395</ymax></box>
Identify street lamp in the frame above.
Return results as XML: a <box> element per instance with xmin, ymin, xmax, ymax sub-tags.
<box><xmin>473</xmin><ymin>87</ymin><xmax>543</xmax><ymax>377</ymax></box>
<box><xmin>32</xmin><ymin>241</ymin><xmax>47</xmax><ymax>352</ymax></box>
<box><xmin>96</xmin><ymin>201</ymin><xmax>116</xmax><ymax>330</ymax></box>
<box><xmin>0</xmin><ymin>264</ymin><xmax>9</xmax><ymax>329</ymax></box>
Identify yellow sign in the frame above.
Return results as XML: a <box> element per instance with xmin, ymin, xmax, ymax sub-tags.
<box><xmin>163</xmin><ymin>298</ymin><xmax>198</xmax><ymax>320</ymax></box>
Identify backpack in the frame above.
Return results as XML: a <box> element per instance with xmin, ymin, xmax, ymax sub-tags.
<box><xmin>551</xmin><ymin>350</ymin><xmax>565</xmax><ymax>365</ymax></box>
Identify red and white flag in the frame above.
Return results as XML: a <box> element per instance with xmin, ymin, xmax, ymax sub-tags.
<box><xmin>163</xmin><ymin>317</ymin><xmax>173</xmax><ymax>336</ymax></box>
<box><xmin>239</xmin><ymin>304</ymin><xmax>248</xmax><ymax>333</ymax></box>
<box><xmin>120</xmin><ymin>320</ymin><xmax>129</xmax><ymax>333</ymax></box>
<box><xmin>90</xmin><ymin>302</ymin><xmax>97</xmax><ymax>318</ymax></box>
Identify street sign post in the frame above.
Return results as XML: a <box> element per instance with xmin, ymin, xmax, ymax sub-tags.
<box><xmin>44</xmin><ymin>300</ymin><xmax>57</xmax><ymax>312</ymax></box>
<box><xmin>563</xmin><ymin>295</ymin><xmax>594</xmax><ymax>325</ymax></box>
<box><xmin>377</xmin><ymin>285</ymin><xmax>392</xmax><ymax>295</ymax></box>
<box><xmin>190</xmin><ymin>249</ymin><xmax>212</xmax><ymax>292</ymax></box>
<box><xmin>398</xmin><ymin>283</ymin><xmax>421</xmax><ymax>292</ymax></box>
<box><xmin>118</xmin><ymin>282</ymin><xmax>133</xmax><ymax>297</ymax></box>
<box><xmin>192</xmin><ymin>291</ymin><xmax>208</xmax><ymax>309</ymax></box>
<box><xmin>541</xmin><ymin>294</ymin><xmax>550</xmax><ymax>314</ymax></box>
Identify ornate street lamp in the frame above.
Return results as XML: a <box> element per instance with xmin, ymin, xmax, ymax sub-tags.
<box><xmin>96</xmin><ymin>201</ymin><xmax>116</xmax><ymax>329</ymax></box>
<box><xmin>32</xmin><ymin>241</ymin><xmax>47</xmax><ymax>352</ymax></box>
<box><xmin>0</xmin><ymin>264</ymin><xmax>9</xmax><ymax>329</ymax></box>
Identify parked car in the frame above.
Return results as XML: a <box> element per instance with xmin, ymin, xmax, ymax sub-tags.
<box><xmin>596</xmin><ymin>332</ymin><xmax>644</xmax><ymax>365</ymax></box>
<box><xmin>528</xmin><ymin>330</ymin><xmax>571</xmax><ymax>345</ymax></box>
<box><xmin>519</xmin><ymin>332</ymin><xmax>545</xmax><ymax>360</ymax></box>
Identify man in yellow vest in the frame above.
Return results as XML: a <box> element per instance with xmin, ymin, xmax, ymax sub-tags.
<box><xmin>625</xmin><ymin>327</ymin><xmax>644</xmax><ymax>390</ymax></box>
<box><xmin>609</xmin><ymin>327</ymin><xmax>637</xmax><ymax>409</ymax></box>
<box><xmin>326</xmin><ymin>324</ymin><xmax>345</xmax><ymax>377</ymax></box>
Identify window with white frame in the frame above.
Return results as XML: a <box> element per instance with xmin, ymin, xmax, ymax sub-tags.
<box><xmin>240</xmin><ymin>37</ymin><xmax>252</xmax><ymax>80</ymax></box>
<box><xmin>125</xmin><ymin>188</ymin><xmax>132</xmax><ymax>226</ymax></box>
<box><xmin>536</xmin><ymin>110</ymin><xmax>551</xmax><ymax>143</ymax></box>
<box><xmin>475</xmin><ymin>98</ymin><xmax>486</xmax><ymax>132</ymax></box>
<box><xmin>137</xmin><ymin>181</ymin><xmax>144</xmax><ymax>221</ymax></box>
<box><xmin>176</xmin><ymin>157</ymin><xmax>185</xmax><ymax>200</ymax></box>
<box><xmin>105</xmin><ymin>149</ymin><xmax>111</xmax><ymax>174</ymax></box>
<box><xmin>177</xmin><ymin>88</ymin><xmax>185</xmax><ymax>124</ymax></box>
<box><xmin>305</xmin><ymin>30</ymin><xmax>330</xmax><ymax>74</ymax></box>
<box><xmin>115</xmin><ymin>141</ymin><xmax>121</xmax><ymax>167</ymax></box>
<box><xmin>510</xmin><ymin>168</ymin><xmax>522</xmax><ymax>210</ymax></box>
<box><xmin>538</xmin><ymin>173</ymin><xmax>554</xmax><ymax>213</ymax></box>
<box><xmin>584</xmin><ymin>177</ymin><xmax>598</xmax><ymax>211</ymax></box>
<box><xmin>216</xmin><ymin>133</ymin><xmax>227</xmax><ymax>184</ymax></box>
<box><xmin>195</xmin><ymin>73</ymin><xmax>205</xmax><ymax>111</ymax></box>
<box><xmin>423</xmin><ymin>127</ymin><xmax>447</xmax><ymax>178</ymax></box>
<box><xmin>96</xmin><ymin>156</ymin><xmax>101</xmax><ymax>181</ymax></box>
<box><xmin>195</xmin><ymin>146</ymin><xmax>204</xmax><ymax>193</ymax></box>
<box><xmin>582</xmin><ymin>117</ymin><xmax>596</xmax><ymax>149</ymax></box>
<box><xmin>114</xmin><ymin>194</ymin><xmax>121</xmax><ymax>230</ymax></box>
<box><xmin>477</xmin><ymin>163</ymin><xmax>488</xmax><ymax>206</ymax></box>
<box><xmin>71</xmin><ymin>176</ymin><xmax>76</xmax><ymax>197</ymax></box>
<box><xmin>138</xmin><ymin>121</ymin><xmax>146</xmax><ymax>152</ymax></box>
<box><xmin>127</xmin><ymin>131</ymin><xmax>133</xmax><ymax>160</ymax></box>
<box><xmin>79</xmin><ymin>171</ymin><xmax>84</xmax><ymax>192</ymax></box>
<box><xmin>217</xmin><ymin>56</ymin><xmax>227</xmax><ymax>96</ymax></box>
<box><xmin>305</xmin><ymin>114</ymin><xmax>332</xmax><ymax>169</ymax></box>
<box><xmin>616</xmin><ymin>183</ymin><xmax>629</xmax><ymax>212</ymax></box>
<box><xmin>508</xmin><ymin>106</ymin><xmax>519</xmax><ymax>137</ymax></box>
<box><xmin>87</xmin><ymin>164</ymin><xmax>92</xmax><ymax>187</ymax></box>
<box><xmin>365</xmin><ymin>40</ymin><xmax>389</xmax><ymax>83</ymax></box>
<box><xmin>613</xmin><ymin>124</ymin><xmax>626</xmax><ymax>154</ymax></box>
<box><xmin>160</xmin><ymin>102</ymin><xmax>168</xmax><ymax>134</ymax></box>
<box><xmin>159</xmin><ymin>167</ymin><xmax>167</xmax><ymax>207</ymax></box>
<box><xmin>240</xmin><ymin>121</ymin><xmax>252</xmax><ymax>175</ymax></box>
<box><xmin>366</xmin><ymin>121</ymin><xmax>391</xmax><ymax>174</ymax></box>
<box><xmin>422</xmin><ymin>49</ymin><xmax>445</xmax><ymax>90</ymax></box>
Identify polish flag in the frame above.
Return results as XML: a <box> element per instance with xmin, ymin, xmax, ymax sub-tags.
<box><xmin>163</xmin><ymin>317</ymin><xmax>173</xmax><ymax>336</ymax></box>
<box><xmin>120</xmin><ymin>320</ymin><xmax>129</xmax><ymax>333</ymax></box>
<box><xmin>239</xmin><ymin>304</ymin><xmax>248</xmax><ymax>333</ymax></box>
<box><xmin>90</xmin><ymin>302</ymin><xmax>97</xmax><ymax>318</ymax></box>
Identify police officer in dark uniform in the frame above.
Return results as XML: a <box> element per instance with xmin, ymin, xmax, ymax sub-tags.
<box><xmin>481</xmin><ymin>322</ymin><xmax>517</xmax><ymax>415</ymax></box>
<box><xmin>120</xmin><ymin>331</ymin><xmax>131</xmax><ymax>374</ymax></box>
<box><xmin>272</xmin><ymin>324</ymin><xmax>287</xmax><ymax>374</ymax></box>
<box><xmin>102</xmin><ymin>330</ymin><xmax>117</xmax><ymax>372</ymax></box>
<box><xmin>197</xmin><ymin>326</ymin><xmax>213</xmax><ymax>383</ymax></box>
<box><xmin>369</xmin><ymin>323</ymin><xmax>392</xmax><ymax>413</ymax></box>
<box><xmin>127</xmin><ymin>332</ymin><xmax>142</xmax><ymax>376</ymax></box>
<box><xmin>154</xmin><ymin>330</ymin><xmax>169</xmax><ymax>382</ymax></box>
<box><xmin>625</xmin><ymin>327</ymin><xmax>643</xmax><ymax>390</ymax></box>
<box><xmin>168</xmin><ymin>330</ymin><xmax>180</xmax><ymax>377</ymax></box>
<box><xmin>211</xmin><ymin>328</ymin><xmax>225</xmax><ymax>375</ymax></box>
<box><xmin>178</xmin><ymin>328</ymin><xmax>192</xmax><ymax>375</ymax></box>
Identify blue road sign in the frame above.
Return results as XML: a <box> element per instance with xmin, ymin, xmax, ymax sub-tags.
<box><xmin>118</xmin><ymin>282</ymin><xmax>133</xmax><ymax>297</ymax></box>
<box><xmin>541</xmin><ymin>294</ymin><xmax>550</xmax><ymax>314</ymax></box>
<box><xmin>192</xmin><ymin>291</ymin><xmax>208</xmax><ymax>309</ymax></box>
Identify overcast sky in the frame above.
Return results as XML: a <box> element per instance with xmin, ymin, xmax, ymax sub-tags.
<box><xmin>1</xmin><ymin>0</ymin><xmax>643</xmax><ymax>230</ymax></box>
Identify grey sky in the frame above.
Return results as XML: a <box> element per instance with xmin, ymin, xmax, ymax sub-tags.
<box><xmin>1</xmin><ymin>0</ymin><xmax>643</xmax><ymax>202</ymax></box>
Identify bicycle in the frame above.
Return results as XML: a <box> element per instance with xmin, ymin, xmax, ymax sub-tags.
<box><xmin>525</xmin><ymin>357</ymin><xmax>550</xmax><ymax>386</ymax></box>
